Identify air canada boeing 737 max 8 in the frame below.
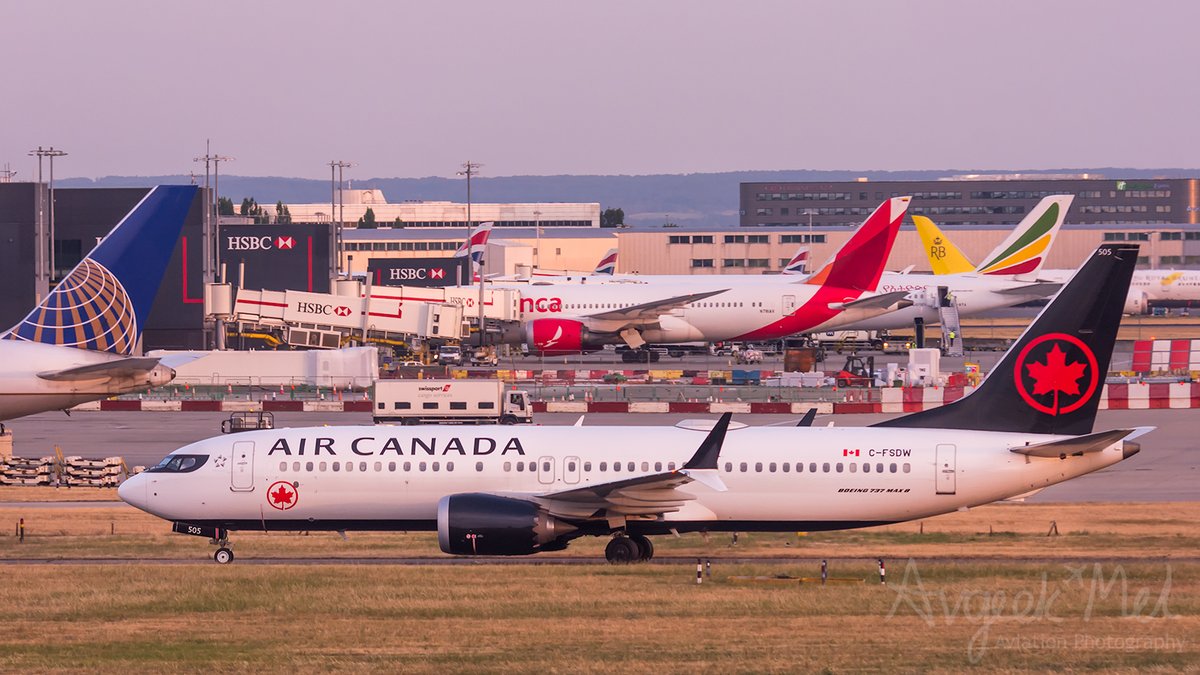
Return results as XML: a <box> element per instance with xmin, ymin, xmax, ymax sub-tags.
<box><xmin>121</xmin><ymin>243</ymin><xmax>1146</xmax><ymax>564</ymax></box>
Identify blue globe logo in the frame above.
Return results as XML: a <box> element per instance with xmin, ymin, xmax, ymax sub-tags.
<box><xmin>4</xmin><ymin>259</ymin><xmax>138</xmax><ymax>354</ymax></box>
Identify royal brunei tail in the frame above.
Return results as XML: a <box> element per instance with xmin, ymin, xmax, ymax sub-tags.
<box><xmin>593</xmin><ymin>248</ymin><xmax>619</xmax><ymax>275</ymax></box>
<box><xmin>876</xmin><ymin>243</ymin><xmax>1137</xmax><ymax>435</ymax></box>
<box><xmin>1</xmin><ymin>185</ymin><xmax>197</xmax><ymax>355</ymax></box>
<box><xmin>804</xmin><ymin>197</ymin><xmax>910</xmax><ymax>291</ymax></box>
<box><xmin>915</xmin><ymin>195</ymin><xmax>1073</xmax><ymax>276</ymax></box>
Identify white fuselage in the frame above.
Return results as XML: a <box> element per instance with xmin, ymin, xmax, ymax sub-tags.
<box><xmin>0</xmin><ymin>341</ymin><xmax>173</xmax><ymax>420</ymax></box>
<box><xmin>502</xmin><ymin>270</ymin><xmax>1054</xmax><ymax>339</ymax></box>
<box><xmin>119</xmin><ymin>424</ymin><xmax>1128</xmax><ymax>533</ymax></box>
<box><xmin>1039</xmin><ymin>268</ymin><xmax>1200</xmax><ymax>307</ymax></box>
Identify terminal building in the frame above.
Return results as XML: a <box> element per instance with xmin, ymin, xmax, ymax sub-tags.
<box><xmin>739</xmin><ymin>176</ymin><xmax>1200</xmax><ymax>228</ymax></box>
<box><xmin>278</xmin><ymin>189</ymin><xmax>600</xmax><ymax>228</ymax></box>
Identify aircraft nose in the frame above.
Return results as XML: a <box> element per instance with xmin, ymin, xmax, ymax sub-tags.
<box><xmin>117</xmin><ymin>474</ymin><xmax>147</xmax><ymax>510</ymax></box>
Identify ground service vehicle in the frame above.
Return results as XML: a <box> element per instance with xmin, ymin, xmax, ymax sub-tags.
<box><xmin>437</xmin><ymin>345</ymin><xmax>463</xmax><ymax>365</ymax></box>
<box><xmin>373</xmin><ymin>380</ymin><xmax>532</xmax><ymax>425</ymax></box>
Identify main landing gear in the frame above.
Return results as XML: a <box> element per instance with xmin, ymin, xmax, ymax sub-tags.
<box><xmin>604</xmin><ymin>533</ymin><xmax>654</xmax><ymax>564</ymax></box>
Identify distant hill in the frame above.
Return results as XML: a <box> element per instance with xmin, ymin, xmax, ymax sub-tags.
<box><xmin>57</xmin><ymin>168</ymin><xmax>1200</xmax><ymax>228</ymax></box>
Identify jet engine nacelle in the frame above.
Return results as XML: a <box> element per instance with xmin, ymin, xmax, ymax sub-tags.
<box><xmin>1124</xmin><ymin>289</ymin><xmax>1149</xmax><ymax>315</ymax></box>
<box><xmin>523</xmin><ymin>318</ymin><xmax>610</xmax><ymax>355</ymax></box>
<box><xmin>437</xmin><ymin>493</ymin><xmax>577</xmax><ymax>556</ymax></box>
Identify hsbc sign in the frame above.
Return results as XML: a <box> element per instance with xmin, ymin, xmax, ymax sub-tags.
<box><xmin>369</xmin><ymin>257</ymin><xmax>470</xmax><ymax>288</ymax></box>
<box><xmin>226</xmin><ymin>235</ymin><xmax>298</xmax><ymax>251</ymax></box>
<box><xmin>295</xmin><ymin>302</ymin><xmax>353</xmax><ymax>317</ymax></box>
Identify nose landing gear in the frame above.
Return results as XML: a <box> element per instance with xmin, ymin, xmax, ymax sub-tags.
<box><xmin>604</xmin><ymin>533</ymin><xmax>655</xmax><ymax>564</ymax></box>
<box><xmin>214</xmin><ymin>546</ymin><xmax>234</xmax><ymax>564</ymax></box>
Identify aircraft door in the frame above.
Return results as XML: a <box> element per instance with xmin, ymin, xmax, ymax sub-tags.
<box><xmin>564</xmin><ymin>456</ymin><xmax>581</xmax><ymax>484</ymax></box>
<box><xmin>537</xmin><ymin>456</ymin><xmax>555</xmax><ymax>485</ymax></box>
<box><xmin>782</xmin><ymin>294</ymin><xmax>797</xmax><ymax>315</ymax></box>
<box><xmin>231</xmin><ymin>441</ymin><xmax>255</xmax><ymax>492</ymax></box>
<box><xmin>935</xmin><ymin>444</ymin><xmax>956</xmax><ymax>494</ymax></box>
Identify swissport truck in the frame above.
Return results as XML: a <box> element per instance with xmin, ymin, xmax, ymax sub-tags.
<box><xmin>373</xmin><ymin>380</ymin><xmax>533</xmax><ymax>425</ymax></box>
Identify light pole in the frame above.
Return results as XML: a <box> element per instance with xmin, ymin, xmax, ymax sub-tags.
<box><xmin>194</xmin><ymin>141</ymin><xmax>232</xmax><ymax>284</ymax></box>
<box><xmin>457</xmin><ymin>161</ymin><xmax>484</xmax><ymax>345</ymax></box>
<box><xmin>211</xmin><ymin>152</ymin><xmax>233</xmax><ymax>274</ymax></box>
<box><xmin>329</xmin><ymin>160</ymin><xmax>354</xmax><ymax>279</ymax></box>
<box><xmin>533</xmin><ymin>209</ymin><xmax>542</xmax><ymax>270</ymax></box>
<box><xmin>29</xmin><ymin>146</ymin><xmax>66</xmax><ymax>284</ymax></box>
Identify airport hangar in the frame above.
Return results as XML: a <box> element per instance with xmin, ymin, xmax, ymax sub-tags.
<box><xmin>3</xmin><ymin>178</ymin><xmax>1200</xmax><ymax>352</ymax></box>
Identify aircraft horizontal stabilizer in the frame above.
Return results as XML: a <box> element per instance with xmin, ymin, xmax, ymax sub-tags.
<box><xmin>37</xmin><ymin>357</ymin><xmax>165</xmax><ymax>382</ymax></box>
<box><xmin>996</xmin><ymin>282</ymin><xmax>1062</xmax><ymax>296</ymax></box>
<box><xmin>1008</xmin><ymin>427</ymin><xmax>1151</xmax><ymax>458</ymax></box>
<box><xmin>829</xmin><ymin>290</ymin><xmax>913</xmax><ymax>311</ymax></box>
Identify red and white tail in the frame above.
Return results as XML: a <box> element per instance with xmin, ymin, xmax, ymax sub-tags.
<box><xmin>593</xmin><ymin>248</ymin><xmax>618</xmax><ymax>275</ymax></box>
<box><xmin>782</xmin><ymin>246</ymin><xmax>809</xmax><ymax>275</ymax></box>
<box><xmin>804</xmin><ymin>197</ymin><xmax>910</xmax><ymax>291</ymax></box>
<box><xmin>453</xmin><ymin>222</ymin><xmax>494</xmax><ymax>280</ymax></box>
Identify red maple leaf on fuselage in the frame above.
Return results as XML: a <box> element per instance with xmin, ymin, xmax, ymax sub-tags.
<box><xmin>1025</xmin><ymin>343</ymin><xmax>1087</xmax><ymax>397</ymax></box>
<box><xmin>270</xmin><ymin>485</ymin><xmax>294</xmax><ymax>506</ymax></box>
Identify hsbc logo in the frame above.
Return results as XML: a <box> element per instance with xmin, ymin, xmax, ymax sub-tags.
<box><xmin>388</xmin><ymin>267</ymin><xmax>448</xmax><ymax>281</ymax></box>
<box><xmin>226</xmin><ymin>235</ymin><xmax>298</xmax><ymax>251</ymax></box>
<box><xmin>295</xmin><ymin>302</ymin><xmax>353</xmax><ymax>317</ymax></box>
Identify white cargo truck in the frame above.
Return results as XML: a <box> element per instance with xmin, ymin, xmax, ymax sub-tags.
<box><xmin>373</xmin><ymin>380</ymin><xmax>533</xmax><ymax>425</ymax></box>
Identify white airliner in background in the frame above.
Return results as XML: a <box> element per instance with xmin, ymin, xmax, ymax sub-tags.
<box><xmin>120</xmin><ymin>244</ymin><xmax>1146</xmax><ymax>565</ymax></box>
<box><xmin>914</xmin><ymin>214</ymin><xmax>1200</xmax><ymax>315</ymax></box>
<box><xmin>490</xmin><ymin>197</ymin><xmax>914</xmax><ymax>354</ymax></box>
<box><xmin>0</xmin><ymin>186</ymin><xmax>197</xmax><ymax>422</ymax></box>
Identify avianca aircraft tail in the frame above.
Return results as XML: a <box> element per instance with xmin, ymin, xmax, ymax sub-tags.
<box><xmin>915</xmin><ymin>195</ymin><xmax>1073</xmax><ymax>277</ymax></box>
<box><xmin>877</xmin><ymin>243</ymin><xmax>1138</xmax><ymax>436</ymax></box>
<box><xmin>454</xmin><ymin>222</ymin><xmax>494</xmax><ymax>280</ymax></box>
<box><xmin>913</xmin><ymin>216</ymin><xmax>975</xmax><ymax>275</ymax></box>
<box><xmin>781</xmin><ymin>246</ymin><xmax>810</xmax><ymax>275</ymax></box>
<box><xmin>593</xmin><ymin>248</ymin><xmax>618</xmax><ymax>275</ymax></box>
<box><xmin>804</xmin><ymin>197</ymin><xmax>910</xmax><ymax>291</ymax></box>
<box><xmin>1</xmin><ymin>185</ymin><xmax>197</xmax><ymax>355</ymax></box>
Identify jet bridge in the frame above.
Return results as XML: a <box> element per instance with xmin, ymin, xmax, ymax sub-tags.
<box><xmin>207</xmin><ymin>281</ymin><xmax>522</xmax><ymax>349</ymax></box>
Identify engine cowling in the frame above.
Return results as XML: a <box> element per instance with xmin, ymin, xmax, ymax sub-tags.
<box><xmin>1124</xmin><ymin>289</ymin><xmax>1149</xmax><ymax>315</ymax></box>
<box><xmin>437</xmin><ymin>493</ymin><xmax>577</xmax><ymax>555</ymax></box>
<box><xmin>524</xmin><ymin>318</ymin><xmax>609</xmax><ymax>355</ymax></box>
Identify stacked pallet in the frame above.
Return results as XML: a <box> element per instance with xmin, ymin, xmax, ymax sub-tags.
<box><xmin>0</xmin><ymin>456</ymin><xmax>55</xmax><ymax>486</ymax></box>
<box><xmin>61</xmin><ymin>456</ymin><xmax>126</xmax><ymax>488</ymax></box>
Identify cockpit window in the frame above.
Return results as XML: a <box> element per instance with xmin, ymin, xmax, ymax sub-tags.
<box><xmin>146</xmin><ymin>454</ymin><xmax>209</xmax><ymax>473</ymax></box>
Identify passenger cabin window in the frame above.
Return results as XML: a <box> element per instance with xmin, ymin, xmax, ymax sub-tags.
<box><xmin>782</xmin><ymin>463</ymin><xmax>790</xmax><ymax>473</ymax></box>
<box><xmin>809</xmin><ymin>463</ymin><xmax>817</xmax><ymax>473</ymax></box>
<box><xmin>476</xmin><ymin>461</ymin><xmax>484</xmax><ymax>472</ymax></box>
<box><xmin>864</xmin><ymin>463</ymin><xmax>871</xmax><ymax>473</ymax></box>
<box><xmin>903</xmin><ymin>463</ymin><xmax>911</xmax><ymax>473</ymax></box>
<box><xmin>584</xmin><ymin>462</ymin><xmax>592</xmax><ymax>471</ymax></box>
<box><xmin>836</xmin><ymin>463</ymin><xmax>843</xmax><ymax>473</ymax></box>
<box><xmin>627</xmin><ymin>462</ymin><xmax>635</xmax><ymax>472</ymax></box>
<box><xmin>740</xmin><ymin>462</ymin><xmax>748</xmax><ymax>472</ymax></box>
<box><xmin>600</xmin><ymin>462</ymin><xmax>608</xmax><ymax>471</ymax></box>
<box><xmin>822</xmin><ymin>463</ymin><xmax>830</xmax><ymax>473</ymax></box>
<box><xmin>306</xmin><ymin>462</ymin><xmax>314</xmax><ymax>472</ymax></box>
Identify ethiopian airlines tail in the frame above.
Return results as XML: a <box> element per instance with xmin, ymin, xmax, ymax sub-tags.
<box><xmin>973</xmin><ymin>195</ymin><xmax>1073</xmax><ymax>277</ymax></box>
<box><xmin>593</xmin><ymin>248</ymin><xmax>618</xmax><ymax>275</ymax></box>
<box><xmin>1</xmin><ymin>185</ymin><xmax>196</xmax><ymax>355</ymax></box>
<box><xmin>876</xmin><ymin>243</ymin><xmax>1138</xmax><ymax>435</ymax></box>
<box><xmin>913</xmin><ymin>216</ymin><xmax>975</xmax><ymax>275</ymax></box>
<box><xmin>804</xmin><ymin>197</ymin><xmax>910</xmax><ymax>291</ymax></box>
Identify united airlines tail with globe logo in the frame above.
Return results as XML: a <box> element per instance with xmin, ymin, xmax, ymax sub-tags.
<box><xmin>2</xmin><ymin>185</ymin><xmax>197</xmax><ymax>354</ymax></box>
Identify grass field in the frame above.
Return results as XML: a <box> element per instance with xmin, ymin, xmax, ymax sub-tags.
<box><xmin>0</xmin><ymin>500</ymin><xmax>1196</xmax><ymax>671</ymax></box>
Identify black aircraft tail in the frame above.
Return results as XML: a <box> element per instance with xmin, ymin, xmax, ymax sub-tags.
<box><xmin>875</xmin><ymin>244</ymin><xmax>1138</xmax><ymax>436</ymax></box>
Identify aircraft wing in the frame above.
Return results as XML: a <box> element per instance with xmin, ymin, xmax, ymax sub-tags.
<box><xmin>582</xmin><ymin>289</ymin><xmax>728</xmax><ymax>322</ymax></box>
<box><xmin>828</xmin><ymin>290</ymin><xmax>913</xmax><ymax>311</ymax></box>
<box><xmin>531</xmin><ymin>413</ymin><xmax>732</xmax><ymax>520</ymax></box>
<box><xmin>37</xmin><ymin>357</ymin><xmax>165</xmax><ymax>382</ymax></box>
<box><xmin>996</xmin><ymin>282</ymin><xmax>1062</xmax><ymax>297</ymax></box>
<box><xmin>1009</xmin><ymin>427</ymin><xmax>1152</xmax><ymax>458</ymax></box>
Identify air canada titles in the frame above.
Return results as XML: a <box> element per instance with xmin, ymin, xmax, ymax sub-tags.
<box><xmin>268</xmin><ymin>435</ymin><xmax>527</xmax><ymax>457</ymax></box>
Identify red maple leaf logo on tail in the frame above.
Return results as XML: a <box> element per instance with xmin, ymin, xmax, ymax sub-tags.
<box><xmin>1014</xmin><ymin>334</ymin><xmax>1098</xmax><ymax>416</ymax></box>
<box><xmin>1026</xmin><ymin>344</ymin><xmax>1087</xmax><ymax>398</ymax></box>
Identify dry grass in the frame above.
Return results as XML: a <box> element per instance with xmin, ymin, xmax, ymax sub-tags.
<box><xmin>0</xmin><ymin>502</ymin><xmax>1196</xmax><ymax>671</ymax></box>
<box><xmin>0</xmin><ymin>562</ymin><xmax>1194</xmax><ymax>672</ymax></box>
<box><xmin>0</xmin><ymin>486</ymin><xmax>119</xmax><ymax>502</ymax></box>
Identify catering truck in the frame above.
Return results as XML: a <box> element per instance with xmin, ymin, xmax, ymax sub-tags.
<box><xmin>373</xmin><ymin>380</ymin><xmax>533</xmax><ymax>425</ymax></box>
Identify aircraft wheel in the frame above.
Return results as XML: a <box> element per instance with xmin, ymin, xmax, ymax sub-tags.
<box><xmin>604</xmin><ymin>536</ymin><xmax>640</xmax><ymax>565</ymax></box>
<box><xmin>629</xmin><ymin>534</ymin><xmax>654</xmax><ymax>561</ymax></box>
<box><xmin>214</xmin><ymin>547</ymin><xmax>234</xmax><ymax>565</ymax></box>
